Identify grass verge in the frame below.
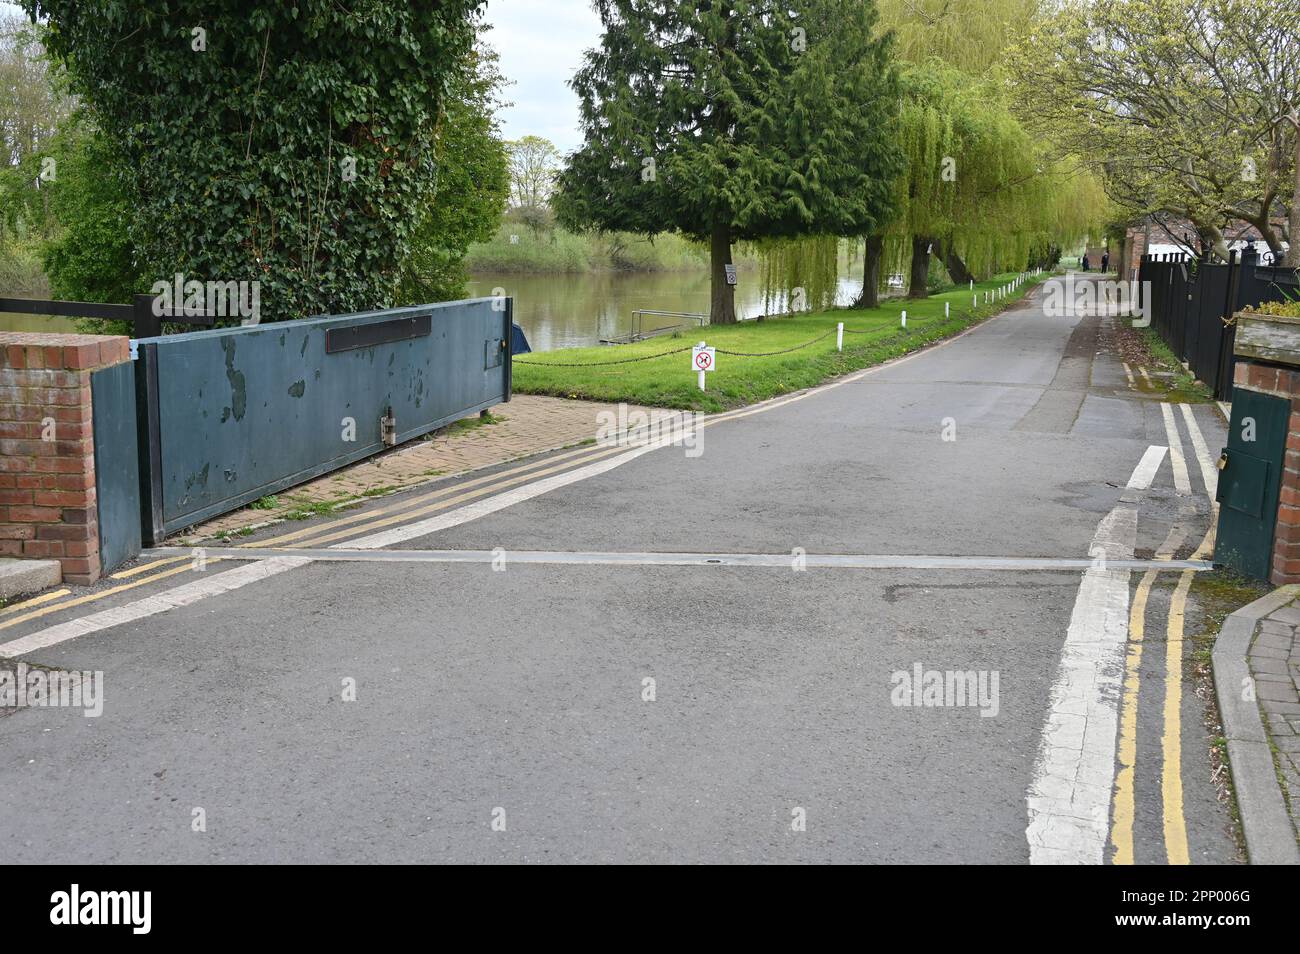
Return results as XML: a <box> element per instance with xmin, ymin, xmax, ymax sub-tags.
<box><xmin>512</xmin><ymin>271</ymin><xmax>1044</xmax><ymax>412</ymax></box>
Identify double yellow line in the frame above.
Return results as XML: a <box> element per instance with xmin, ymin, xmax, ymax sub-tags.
<box><xmin>0</xmin><ymin>438</ymin><xmax>620</xmax><ymax>634</ymax></box>
<box><xmin>1111</xmin><ymin>402</ymin><xmax>1220</xmax><ymax>865</ymax></box>
<box><xmin>0</xmin><ymin>403</ymin><xmax>746</xmax><ymax>633</ymax></box>
<box><xmin>0</xmin><ymin>354</ymin><xmax>891</xmax><ymax>637</ymax></box>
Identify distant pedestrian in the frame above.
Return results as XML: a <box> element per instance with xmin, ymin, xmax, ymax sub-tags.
<box><xmin>1101</xmin><ymin>251</ymin><xmax>1110</xmax><ymax>272</ymax></box>
<box><xmin>1081</xmin><ymin>253</ymin><xmax>1090</xmax><ymax>272</ymax></box>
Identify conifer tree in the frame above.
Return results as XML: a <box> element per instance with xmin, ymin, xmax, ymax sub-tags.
<box><xmin>554</xmin><ymin>0</ymin><xmax>903</xmax><ymax>323</ymax></box>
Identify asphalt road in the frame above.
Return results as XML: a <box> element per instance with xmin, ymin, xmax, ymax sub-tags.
<box><xmin>0</xmin><ymin>277</ymin><xmax>1238</xmax><ymax>863</ymax></box>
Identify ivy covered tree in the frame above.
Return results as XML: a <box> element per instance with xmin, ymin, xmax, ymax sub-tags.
<box><xmin>554</xmin><ymin>0</ymin><xmax>904</xmax><ymax>324</ymax></box>
<box><xmin>23</xmin><ymin>0</ymin><xmax>483</xmax><ymax>319</ymax></box>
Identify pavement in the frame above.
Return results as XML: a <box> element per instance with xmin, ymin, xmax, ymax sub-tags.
<box><xmin>1252</xmin><ymin>604</ymin><xmax>1300</xmax><ymax>826</ymax></box>
<box><xmin>0</xmin><ymin>276</ymin><xmax>1246</xmax><ymax>863</ymax></box>
<box><xmin>187</xmin><ymin>394</ymin><xmax>673</xmax><ymax>541</ymax></box>
<box><xmin>1212</xmin><ymin>591</ymin><xmax>1300</xmax><ymax>862</ymax></box>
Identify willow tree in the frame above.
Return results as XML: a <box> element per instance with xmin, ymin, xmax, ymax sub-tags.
<box><xmin>836</xmin><ymin>0</ymin><xmax>1106</xmax><ymax>303</ymax></box>
<box><xmin>875</xmin><ymin>0</ymin><xmax>1044</xmax><ymax>72</ymax></box>
<box><xmin>554</xmin><ymin>0</ymin><xmax>903</xmax><ymax>323</ymax></box>
<box><xmin>876</xmin><ymin>64</ymin><xmax>1105</xmax><ymax>298</ymax></box>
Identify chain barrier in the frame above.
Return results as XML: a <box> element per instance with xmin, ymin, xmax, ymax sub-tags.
<box><xmin>512</xmin><ymin>344</ymin><xmax>694</xmax><ymax>368</ymax></box>
<box><xmin>514</xmin><ymin>301</ymin><xmax>995</xmax><ymax>366</ymax></box>
<box><xmin>713</xmin><ymin>328</ymin><xmax>837</xmax><ymax>356</ymax></box>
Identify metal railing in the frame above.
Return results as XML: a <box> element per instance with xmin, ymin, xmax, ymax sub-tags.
<box><xmin>0</xmin><ymin>294</ymin><xmax>215</xmax><ymax>337</ymax></box>
<box><xmin>601</xmin><ymin>308</ymin><xmax>707</xmax><ymax>344</ymax></box>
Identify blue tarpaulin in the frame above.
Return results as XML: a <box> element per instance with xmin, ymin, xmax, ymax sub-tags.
<box><xmin>512</xmin><ymin>322</ymin><xmax>532</xmax><ymax>355</ymax></box>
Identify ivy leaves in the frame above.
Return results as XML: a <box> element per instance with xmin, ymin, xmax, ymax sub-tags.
<box><xmin>26</xmin><ymin>1</ymin><xmax>483</xmax><ymax>320</ymax></box>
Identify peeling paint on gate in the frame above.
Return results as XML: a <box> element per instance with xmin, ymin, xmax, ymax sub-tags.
<box><xmin>134</xmin><ymin>298</ymin><xmax>513</xmax><ymax>543</ymax></box>
<box><xmin>221</xmin><ymin>337</ymin><xmax>247</xmax><ymax>422</ymax></box>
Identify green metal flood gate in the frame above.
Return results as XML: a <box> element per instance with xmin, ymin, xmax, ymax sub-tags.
<box><xmin>132</xmin><ymin>298</ymin><xmax>513</xmax><ymax>545</ymax></box>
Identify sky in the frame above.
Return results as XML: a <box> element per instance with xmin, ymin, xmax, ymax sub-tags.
<box><xmin>482</xmin><ymin>0</ymin><xmax>602</xmax><ymax>153</ymax></box>
<box><xmin>2</xmin><ymin>0</ymin><xmax>601</xmax><ymax>153</ymax></box>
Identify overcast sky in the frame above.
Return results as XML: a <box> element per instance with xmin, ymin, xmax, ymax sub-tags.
<box><xmin>4</xmin><ymin>0</ymin><xmax>600</xmax><ymax>154</ymax></box>
<box><xmin>483</xmin><ymin>0</ymin><xmax>602</xmax><ymax>153</ymax></box>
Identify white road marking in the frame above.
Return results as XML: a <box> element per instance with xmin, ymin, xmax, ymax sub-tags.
<box><xmin>1126</xmin><ymin>445</ymin><xmax>1168</xmax><ymax>490</ymax></box>
<box><xmin>142</xmin><ymin>545</ymin><xmax>1212</xmax><ymax>572</ymax></box>
<box><xmin>340</xmin><ymin>427</ymin><xmax>694</xmax><ymax>550</ymax></box>
<box><xmin>0</xmin><ymin>557</ymin><xmax>310</xmax><ymax>658</ymax></box>
<box><xmin>0</xmin><ymin>300</ymin><xmax>1040</xmax><ymax>655</ymax></box>
<box><xmin>1160</xmin><ymin>403</ymin><xmax>1192</xmax><ymax>496</ymax></box>
<box><xmin>1026</xmin><ymin>442</ymin><xmax>1166</xmax><ymax>864</ymax></box>
<box><xmin>1026</xmin><ymin>504</ymin><xmax>1136</xmax><ymax>864</ymax></box>
<box><xmin>1178</xmin><ymin>404</ymin><xmax>1218</xmax><ymax>501</ymax></box>
<box><xmin>334</xmin><ymin>309</ymin><xmax>1027</xmax><ymax>551</ymax></box>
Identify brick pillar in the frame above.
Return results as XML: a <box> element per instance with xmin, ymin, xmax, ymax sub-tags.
<box><xmin>1124</xmin><ymin>227</ymin><xmax>1147</xmax><ymax>283</ymax></box>
<box><xmin>0</xmin><ymin>333</ymin><xmax>131</xmax><ymax>584</ymax></box>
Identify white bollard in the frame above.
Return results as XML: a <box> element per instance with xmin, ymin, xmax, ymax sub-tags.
<box><xmin>973</xmin><ymin>294</ymin><xmax>977</xmax><ymax>308</ymax></box>
<box><xmin>901</xmin><ymin>310</ymin><xmax>907</xmax><ymax>329</ymax></box>
<box><xmin>836</xmin><ymin>321</ymin><xmax>844</xmax><ymax>351</ymax></box>
<box><xmin>969</xmin><ymin>279</ymin><xmax>974</xmax><ymax>290</ymax></box>
<box><xmin>945</xmin><ymin>301</ymin><xmax>950</xmax><ymax>317</ymax></box>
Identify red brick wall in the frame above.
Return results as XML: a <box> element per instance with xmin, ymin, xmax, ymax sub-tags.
<box><xmin>1122</xmin><ymin>227</ymin><xmax>1148</xmax><ymax>282</ymax></box>
<box><xmin>0</xmin><ymin>333</ymin><xmax>131</xmax><ymax>584</ymax></box>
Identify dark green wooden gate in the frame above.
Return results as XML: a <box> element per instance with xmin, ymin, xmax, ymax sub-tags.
<box><xmin>90</xmin><ymin>361</ymin><xmax>142</xmax><ymax>573</ymax></box>
<box><xmin>1215</xmin><ymin>388</ymin><xmax>1290</xmax><ymax>580</ymax></box>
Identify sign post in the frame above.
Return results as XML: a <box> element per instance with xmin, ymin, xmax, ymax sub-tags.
<box><xmin>692</xmin><ymin>342</ymin><xmax>715</xmax><ymax>391</ymax></box>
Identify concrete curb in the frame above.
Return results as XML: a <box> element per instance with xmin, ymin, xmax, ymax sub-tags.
<box><xmin>1212</xmin><ymin>584</ymin><xmax>1300</xmax><ymax>864</ymax></box>
<box><xmin>0</xmin><ymin>558</ymin><xmax>61</xmax><ymax>600</ymax></box>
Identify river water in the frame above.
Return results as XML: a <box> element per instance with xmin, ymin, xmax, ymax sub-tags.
<box><xmin>0</xmin><ymin>268</ymin><xmax>868</xmax><ymax>351</ymax></box>
<box><xmin>467</xmin><ymin>269</ymin><xmax>867</xmax><ymax>351</ymax></box>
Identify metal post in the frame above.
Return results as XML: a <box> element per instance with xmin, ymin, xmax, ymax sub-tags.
<box><xmin>836</xmin><ymin>322</ymin><xmax>843</xmax><ymax>351</ymax></box>
<box><xmin>134</xmin><ymin>342</ymin><xmax>165</xmax><ymax>546</ymax></box>
<box><xmin>132</xmin><ymin>294</ymin><xmax>161</xmax><ymax>339</ymax></box>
